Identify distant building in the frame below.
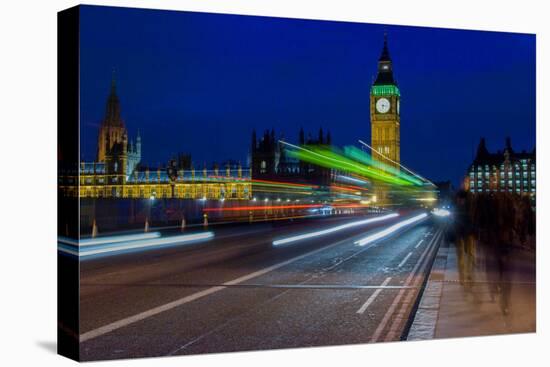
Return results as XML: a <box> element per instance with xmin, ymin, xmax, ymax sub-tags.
<box><xmin>464</xmin><ymin>137</ymin><xmax>536</xmax><ymax>200</ymax></box>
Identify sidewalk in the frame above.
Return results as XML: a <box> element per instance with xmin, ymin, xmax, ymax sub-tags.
<box><xmin>407</xmin><ymin>233</ymin><xmax>536</xmax><ymax>340</ymax></box>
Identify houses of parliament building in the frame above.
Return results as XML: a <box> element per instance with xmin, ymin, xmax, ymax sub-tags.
<box><xmin>60</xmin><ymin>76</ymin><xmax>252</xmax><ymax>201</ymax></box>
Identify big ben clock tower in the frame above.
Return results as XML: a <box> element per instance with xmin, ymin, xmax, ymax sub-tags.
<box><xmin>370</xmin><ymin>33</ymin><xmax>400</xmax><ymax>171</ymax></box>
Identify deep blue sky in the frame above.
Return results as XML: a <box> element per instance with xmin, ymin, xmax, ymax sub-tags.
<box><xmin>79</xmin><ymin>5</ymin><xmax>535</xmax><ymax>185</ymax></box>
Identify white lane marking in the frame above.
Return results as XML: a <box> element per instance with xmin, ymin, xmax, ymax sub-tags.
<box><xmin>397</xmin><ymin>252</ymin><xmax>413</xmax><ymax>268</ymax></box>
<box><xmin>273</xmin><ymin>213</ymin><xmax>399</xmax><ymax>245</ymax></box>
<box><xmin>356</xmin><ymin>277</ymin><xmax>392</xmax><ymax>314</ymax></box>
<box><xmin>415</xmin><ymin>239</ymin><xmax>424</xmax><ymax>249</ymax></box>
<box><xmin>370</xmin><ymin>228</ymin><xmax>441</xmax><ymax>343</ymax></box>
<box><xmin>80</xmin><ymin>225</ymin><xmax>377</xmax><ymax>343</ymax></box>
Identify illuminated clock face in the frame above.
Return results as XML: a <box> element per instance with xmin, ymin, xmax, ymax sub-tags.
<box><xmin>376</xmin><ymin>98</ymin><xmax>391</xmax><ymax>114</ymax></box>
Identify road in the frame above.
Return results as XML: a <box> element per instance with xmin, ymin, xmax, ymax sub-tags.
<box><xmin>74</xmin><ymin>211</ymin><xmax>444</xmax><ymax>361</ymax></box>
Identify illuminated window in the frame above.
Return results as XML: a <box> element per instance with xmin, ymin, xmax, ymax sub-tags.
<box><xmin>260</xmin><ymin>160</ymin><xmax>266</xmax><ymax>174</ymax></box>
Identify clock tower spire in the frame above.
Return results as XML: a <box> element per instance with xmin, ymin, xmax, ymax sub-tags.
<box><xmin>370</xmin><ymin>32</ymin><xmax>401</xmax><ymax>171</ymax></box>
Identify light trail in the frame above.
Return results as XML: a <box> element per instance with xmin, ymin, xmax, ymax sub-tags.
<box><xmin>203</xmin><ymin>202</ymin><xmax>373</xmax><ymax>213</ymax></box>
<box><xmin>357</xmin><ymin>140</ymin><xmax>436</xmax><ymax>187</ymax></box>
<box><xmin>330</xmin><ymin>184</ymin><xmax>368</xmax><ymax>193</ymax></box>
<box><xmin>354</xmin><ymin>213</ymin><xmax>428</xmax><ymax>246</ymax></box>
<box><xmin>203</xmin><ymin>204</ymin><xmax>323</xmax><ymax>212</ymax></box>
<box><xmin>58</xmin><ymin>232</ymin><xmax>214</xmax><ymax>258</ymax></box>
<box><xmin>336</xmin><ymin>175</ymin><xmax>369</xmax><ymax>185</ymax></box>
<box><xmin>251</xmin><ymin>178</ymin><xmax>318</xmax><ymax>189</ymax></box>
<box><xmin>281</xmin><ymin>141</ymin><xmax>421</xmax><ymax>186</ymax></box>
<box><xmin>272</xmin><ymin>213</ymin><xmax>399</xmax><ymax>246</ymax></box>
<box><xmin>58</xmin><ymin>232</ymin><xmax>162</xmax><ymax>247</ymax></box>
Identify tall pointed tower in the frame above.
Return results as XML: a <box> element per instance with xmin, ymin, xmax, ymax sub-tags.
<box><xmin>370</xmin><ymin>33</ymin><xmax>401</xmax><ymax>171</ymax></box>
<box><xmin>97</xmin><ymin>71</ymin><xmax>128</xmax><ymax>162</ymax></box>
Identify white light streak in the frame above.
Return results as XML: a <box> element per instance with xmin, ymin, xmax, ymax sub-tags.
<box><xmin>59</xmin><ymin>232</ymin><xmax>214</xmax><ymax>258</ymax></box>
<box><xmin>58</xmin><ymin>232</ymin><xmax>161</xmax><ymax>247</ymax></box>
<box><xmin>431</xmin><ymin>208</ymin><xmax>451</xmax><ymax>217</ymax></box>
<box><xmin>336</xmin><ymin>175</ymin><xmax>369</xmax><ymax>185</ymax></box>
<box><xmin>354</xmin><ymin>213</ymin><xmax>428</xmax><ymax>246</ymax></box>
<box><xmin>273</xmin><ymin>213</ymin><xmax>399</xmax><ymax>246</ymax></box>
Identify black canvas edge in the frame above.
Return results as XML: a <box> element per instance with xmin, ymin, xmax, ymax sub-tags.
<box><xmin>57</xmin><ymin>5</ymin><xmax>81</xmax><ymax>362</ymax></box>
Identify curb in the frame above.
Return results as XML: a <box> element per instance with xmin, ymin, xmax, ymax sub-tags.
<box><xmin>406</xmin><ymin>233</ymin><xmax>450</xmax><ymax>340</ymax></box>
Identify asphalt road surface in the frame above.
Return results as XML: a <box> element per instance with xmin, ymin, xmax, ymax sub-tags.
<box><xmin>76</xmin><ymin>211</ymin><xmax>444</xmax><ymax>361</ymax></box>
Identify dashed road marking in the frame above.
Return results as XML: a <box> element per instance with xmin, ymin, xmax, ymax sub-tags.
<box><xmin>356</xmin><ymin>277</ymin><xmax>393</xmax><ymax>314</ymax></box>
<box><xmin>370</xmin><ymin>228</ymin><xmax>442</xmax><ymax>343</ymax></box>
<box><xmin>398</xmin><ymin>252</ymin><xmax>413</xmax><ymax>268</ymax></box>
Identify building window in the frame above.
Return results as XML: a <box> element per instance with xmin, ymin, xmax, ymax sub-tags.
<box><xmin>260</xmin><ymin>160</ymin><xmax>266</xmax><ymax>174</ymax></box>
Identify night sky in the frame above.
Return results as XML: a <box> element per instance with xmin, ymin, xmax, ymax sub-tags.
<box><xmin>79</xmin><ymin>5</ymin><xmax>536</xmax><ymax>186</ymax></box>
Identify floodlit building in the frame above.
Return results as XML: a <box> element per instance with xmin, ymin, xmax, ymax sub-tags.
<box><xmin>370</xmin><ymin>33</ymin><xmax>401</xmax><ymax>170</ymax></box>
<box><xmin>60</xmin><ymin>76</ymin><xmax>252</xmax><ymax>200</ymax></box>
<box><xmin>464</xmin><ymin>137</ymin><xmax>536</xmax><ymax>200</ymax></box>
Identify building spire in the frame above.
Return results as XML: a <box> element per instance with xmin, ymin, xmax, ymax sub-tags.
<box><xmin>475</xmin><ymin>137</ymin><xmax>489</xmax><ymax>161</ymax></box>
<box><xmin>379</xmin><ymin>30</ymin><xmax>391</xmax><ymax>62</ymax></box>
<box><xmin>111</xmin><ymin>67</ymin><xmax>117</xmax><ymax>94</ymax></box>
<box><xmin>373</xmin><ymin>31</ymin><xmax>396</xmax><ymax>86</ymax></box>
<box><xmin>103</xmin><ymin>70</ymin><xmax>124</xmax><ymax>127</ymax></box>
